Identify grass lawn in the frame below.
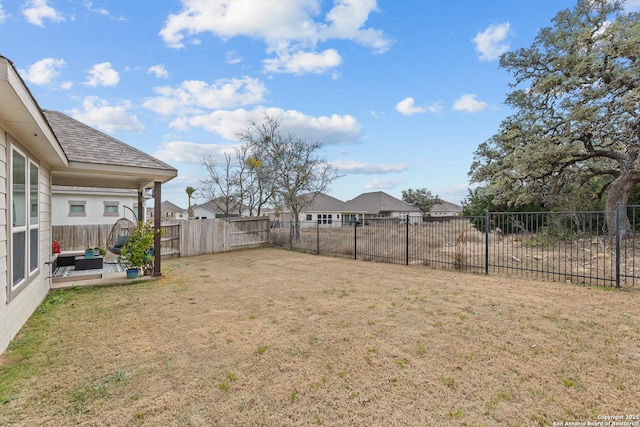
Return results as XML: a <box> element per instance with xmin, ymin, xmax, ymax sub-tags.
<box><xmin>1</xmin><ymin>247</ymin><xmax>639</xmax><ymax>426</ymax></box>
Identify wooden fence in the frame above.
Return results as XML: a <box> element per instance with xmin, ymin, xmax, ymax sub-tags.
<box><xmin>52</xmin><ymin>217</ymin><xmax>270</xmax><ymax>258</ymax></box>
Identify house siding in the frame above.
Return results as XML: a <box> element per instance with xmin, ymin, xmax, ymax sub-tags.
<box><xmin>52</xmin><ymin>190</ymin><xmax>139</xmax><ymax>225</ymax></box>
<box><xmin>0</xmin><ymin>128</ymin><xmax>52</xmax><ymax>353</ymax></box>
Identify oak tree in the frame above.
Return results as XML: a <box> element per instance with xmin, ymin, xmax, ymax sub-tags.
<box><xmin>469</xmin><ymin>0</ymin><xmax>640</xmax><ymax>234</ymax></box>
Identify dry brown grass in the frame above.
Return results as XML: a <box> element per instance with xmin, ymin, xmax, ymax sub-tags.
<box><xmin>1</xmin><ymin>247</ymin><xmax>639</xmax><ymax>426</ymax></box>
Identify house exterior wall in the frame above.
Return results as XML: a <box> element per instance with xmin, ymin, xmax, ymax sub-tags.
<box><xmin>430</xmin><ymin>210</ymin><xmax>460</xmax><ymax>217</ymax></box>
<box><xmin>298</xmin><ymin>211</ymin><xmax>344</xmax><ymax>228</ymax></box>
<box><xmin>383</xmin><ymin>211</ymin><xmax>423</xmax><ymax>223</ymax></box>
<box><xmin>52</xmin><ymin>190</ymin><xmax>140</xmax><ymax>225</ymax></box>
<box><xmin>0</xmin><ymin>128</ymin><xmax>52</xmax><ymax>354</ymax></box>
<box><xmin>192</xmin><ymin>205</ymin><xmax>216</xmax><ymax>219</ymax></box>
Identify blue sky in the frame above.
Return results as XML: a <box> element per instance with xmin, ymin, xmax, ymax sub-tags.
<box><xmin>2</xmin><ymin>0</ymin><xmax>639</xmax><ymax>209</ymax></box>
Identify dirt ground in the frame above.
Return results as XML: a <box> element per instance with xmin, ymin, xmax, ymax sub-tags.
<box><xmin>1</xmin><ymin>247</ymin><xmax>639</xmax><ymax>426</ymax></box>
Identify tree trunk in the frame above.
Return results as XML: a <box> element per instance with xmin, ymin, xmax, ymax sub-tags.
<box><xmin>605</xmin><ymin>173</ymin><xmax>638</xmax><ymax>238</ymax></box>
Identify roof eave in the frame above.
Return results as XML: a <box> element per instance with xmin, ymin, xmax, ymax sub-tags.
<box><xmin>0</xmin><ymin>57</ymin><xmax>68</xmax><ymax>168</ymax></box>
<box><xmin>52</xmin><ymin>161</ymin><xmax>177</xmax><ymax>191</ymax></box>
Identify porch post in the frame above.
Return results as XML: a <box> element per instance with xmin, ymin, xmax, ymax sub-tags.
<box><xmin>153</xmin><ymin>181</ymin><xmax>162</xmax><ymax>277</ymax></box>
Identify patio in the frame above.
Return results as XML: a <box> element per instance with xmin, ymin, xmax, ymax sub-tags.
<box><xmin>50</xmin><ymin>254</ymin><xmax>158</xmax><ymax>289</ymax></box>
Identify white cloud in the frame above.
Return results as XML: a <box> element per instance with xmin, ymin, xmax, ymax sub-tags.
<box><xmin>472</xmin><ymin>22</ymin><xmax>511</xmax><ymax>61</ymax></box>
<box><xmin>159</xmin><ymin>0</ymin><xmax>390</xmax><ymax>74</ymax></box>
<box><xmin>226</xmin><ymin>51</ymin><xmax>243</xmax><ymax>65</ymax></box>
<box><xmin>84</xmin><ymin>62</ymin><xmax>120</xmax><ymax>87</ymax></box>
<box><xmin>153</xmin><ymin>141</ymin><xmax>234</xmax><ymax>164</ymax></box>
<box><xmin>22</xmin><ymin>0</ymin><xmax>65</xmax><ymax>27</ymax></box>
<box><xmin>148</xmin><ymin>64</ymin><xmax>169</xmax><ymax>79</ymax></box>
<box><xmin>0</xmin><ymin>2</ymin><xmax>7</xmax><ymax>23</ymax></box>
<box><xmin>70</xmin><ymin>97</ymin><xmax>145</xmax><ymax>133</ymax></box>
<box><xmin>453</xmin><ymin>94</ymin><xmax>488</xmax><ymax>113</ymax></box>
<box><xmin>19</xmin><ymin>58</ymin><xmax>65</xmax><ymax>85</ymax></box>
<box><xmin>364</xmin><ymin>177</ymin><xmax>405</xmax><ymax>190</ymax></box>
<box><xmin>171</xmin><ymin>107</ymin><xmax>362</xmax><ymax>145</ymax></box>
<box><xmin>263</xmin><ymin>48</ymin><xmax>342</xmax><ymax>75</ymax></box>
<box><xmin>143</xmin><ymin>77</ymin><xmax>266</xmax><ymax>116</ymax></box>
<box><xmin>333</xmin><ymin>160</ymin><xmax>411</xmax><ymax>174</ymax></box>
<box><xmin>83</xmin><ymin>1</ymin><xmax>108</xmax><ymax>16</ymax></box>
<box><xmin>396</xmin><ymin>97</ymin><xmax>426</xmax><ymax>116</ymax></box>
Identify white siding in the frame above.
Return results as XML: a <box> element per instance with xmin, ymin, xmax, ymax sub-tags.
<box><xmin>0</xmin><ymin>128</ymin><xmax>52</xmax><ymax>354</ymax></box>
<box><xmin>52</xmin><ymin>192</ymin><xmax>139</xmax><ymax>225</ymax></box>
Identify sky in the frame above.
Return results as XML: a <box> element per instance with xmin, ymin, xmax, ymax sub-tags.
<box><xmin>2</xmin><ymin>0</ymin><xmax>640</xmax><ymax>209</ymax></box>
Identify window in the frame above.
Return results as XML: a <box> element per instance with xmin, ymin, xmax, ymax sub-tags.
<box><xmin>306</xmin><ymin>214</ymin><xmax>312</xmax><ymax>221</ymax></box>
<box><xmin>103</xmin><ymin>201</ymin><xmax>119</xmax><ymax>217</ymax></box>
<box><xmin>69</xmin><ymin>201</ymin><xmax>86</xmax><ymax>217</ymax></box>
<box><xmin>10</xmin><ymin>146</ymin><xmax>40</xmax><ymax>291</ymax></box>
<box><xmin>316</xmin><ymin>214</ymin><xmax>333</xmax><ymax>225</ymax></box>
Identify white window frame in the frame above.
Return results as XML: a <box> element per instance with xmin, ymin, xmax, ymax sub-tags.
<box><xmin>69</xmin><ymin>200</ymin><xmax>86</xmax><ymax>217</ymax></box>
<box><xmin>9</xmin><ymin>144</ymin><xmax>40</xmax><ymax>299</ymax></box>
<box><xmin>103</xmin><ymin>201</ymin><xmax>119</xmax><ymax>217</ymax></box>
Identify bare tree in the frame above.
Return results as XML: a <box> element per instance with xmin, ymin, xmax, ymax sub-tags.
<box><xmin>238</xmin><ymin>114</ymin><xmax>339</xmax><ymax>238</ymax></box>
<box><xmin>199</xmin><ymin>153</ymin><xmax>236</xmax><ymax>217</ymax></box>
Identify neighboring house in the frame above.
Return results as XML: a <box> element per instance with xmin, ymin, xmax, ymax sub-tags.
<box><xmin>297</xmin><ymin>192</ymin><xmax>356</xmax><ymax>228</ymax></box>
<box><xmin>0</xmin><ymin>56</ymin><xmax>177</xmax><ymax>354</ymax></box>
<box><xmin>267</xmin><ymin>191</ymin><xmax>424</xmax><ymax>226</ymax></box>
<box><xmin>193</xmin><ymin>197</ymin><xmax>248</xmax><ymax>219</ymax></box>
<box><xmin>344</xmin><ymin>191</ymin><xmax>423</xmax><ymax>223</ymax></box>
<box><xmin>192</xmin><ymin>201</ymin><xmax>219</xmax><ymax>219</ymax></box>
<box><xmin>147</xmin><ymin>200</ymin><xmax>187</xmax><ymax>221</ymax></box>
<box><xmin>429</xmin><ymin>201</ymin><xmax>463</xmax><ymax>217</ymax></box>
<box><xmin>52</xmin><ymin>186</ymin><xmax>147</xmax><ymax>225</ymax></box>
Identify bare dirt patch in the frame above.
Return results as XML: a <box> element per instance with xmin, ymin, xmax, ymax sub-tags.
<box><xmin>1</xmin><ymin>248</ymin><xmax>639</xmax><ymax>426</ymax></box>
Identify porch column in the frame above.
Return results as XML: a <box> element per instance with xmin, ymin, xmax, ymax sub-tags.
<box><xmin>153</xmin><ymin>181</ymin><xmax>162</xmax><ymax>277</ymax></box>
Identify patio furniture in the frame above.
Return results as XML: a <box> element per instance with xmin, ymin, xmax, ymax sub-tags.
<box><xmin>107</xmin><ymin>218</ymin><xmax>136</xmax><ymax>255</ymax></box>
<box><xmin>75</xmin><ymin>255</ymin><xmax>104</xmax><ymax>271</ymax></box>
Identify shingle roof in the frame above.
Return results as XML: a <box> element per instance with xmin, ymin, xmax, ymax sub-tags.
<box><xmin>301</xmin><ymin>192</ymin><xmax>346</xmax><ymax>212</ymax></box>
<box><xmin>43</xmin><ymin>110</ymin><xmax>176</xmax><ymax>172</ymax></box>
<box><xmin>344</xmin><ymin>191</ymin><xmax>421</xmax><ymax>214</ymax></box>
<box><xmin>431</xmin><ymin>201</ymin><xmax>462</xmax><ymax>213</ymax></box>
<box><xmin>161</xmin><ymin>200</ymin><xmax>185</xmax><ymax>212</ymax></box>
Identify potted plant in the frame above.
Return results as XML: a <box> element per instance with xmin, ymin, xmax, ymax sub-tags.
<box><xmin>84</xmin><ymin>247</ymin><xmax>95</xmax><ymax>259</ymax></box>
<box><xmin>52</xmin><ymin>240</ymin><xmax>61</xmax><ymax>254</ymax></box>
<box><xmin>119</xmin><ymin>221</ymin><xmax>157</xmax><ymax>279</ymax></box>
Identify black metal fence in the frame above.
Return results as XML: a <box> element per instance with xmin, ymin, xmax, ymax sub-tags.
<box><xmin>269</xmin><ymin>206</ymin><xmax>640</xmax><ymax>289</ymax></box>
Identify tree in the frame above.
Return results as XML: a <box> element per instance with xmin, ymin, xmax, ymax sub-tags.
<box><xmin>401</xmin><ymin>188</ymin><xmax>443</xmax><ymax>217</ymax></box>
<box><xmin>238</xmin><ymin>114</ymin><xmax>339</xmax><ymax>238</ymax></box>
<box><xmin>469</xmin><ymin>0</ymin><xmax>640</xmax><ymax>235</ymax></box>
<box><xmin>199</xmin><ymin>145</ymin><xmax>271</xmax><ymax>218</ymax></box>
<box><xmin>185</xmin><ymin>186</ymin><xmax>196</xmax><ymax>218</ymax></box>
<box><xmin>200</xmin><ymin>152</ymin><xmax>236</xmax><ymax>217</ymax></box>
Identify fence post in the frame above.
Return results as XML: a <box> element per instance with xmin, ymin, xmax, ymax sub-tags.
<box><xmin>289</xmin><ymin>221</ymin><xmax>293</xmax><ymax>251</ymax></box>
<box><xmin>405</xmin><ymin>219</ymin><xmax>409</xmax><ymax>266</ymax></box>
<box><xmin>316</xmin><ymin>222</ymin><xmax>320</xmax><ymax>255</ymax></box>
<box><xmin>354</xmin><ymin>220</ymin><xmax>357</xmax><ymax>260</ymax></box>
<box><xmin>485</xmin><ymin>210</ymin><xmax>490</xmax><ymax>275</ymax></box>
<box><xmin>616</xmin><ymin>202</ymin><xmax>621</xmax><ymax>289</ymax></box>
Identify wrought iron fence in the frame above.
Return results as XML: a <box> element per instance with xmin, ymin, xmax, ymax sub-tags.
<box><xmin>269</xmin><ymin>205</ymin><xmax>640</xmax><ymax>289</ymax></box>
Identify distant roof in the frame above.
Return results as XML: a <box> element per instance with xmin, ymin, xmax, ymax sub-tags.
<box><xmin>344</xmin><ymin>191</ymin><xmax>421</xmax><ymax>214</ymax></box>
<box><xmin>301</xmin><ymin>192</ymin><xmax>347</xmax><ymax>212</ymax></box>
<box><xmin>160</xmin><ymin>200</ymin><xmax>185</xmax><ymax>212</ymax></box>
<box><xmin>431</xmin><ymin>201</ymin><xmax>463</xmax><ymax>213</ymax></box>
<box><xmin>195</xmin><ymin>197</ymin><xmax>244</xmax><ymax>214</ymax></box>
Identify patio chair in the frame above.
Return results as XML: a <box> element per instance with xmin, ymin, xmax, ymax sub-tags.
<box><xmin>107</xmin><ymin>218</ymin><xmax>136</xmax><ymax>255</ymax></box>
